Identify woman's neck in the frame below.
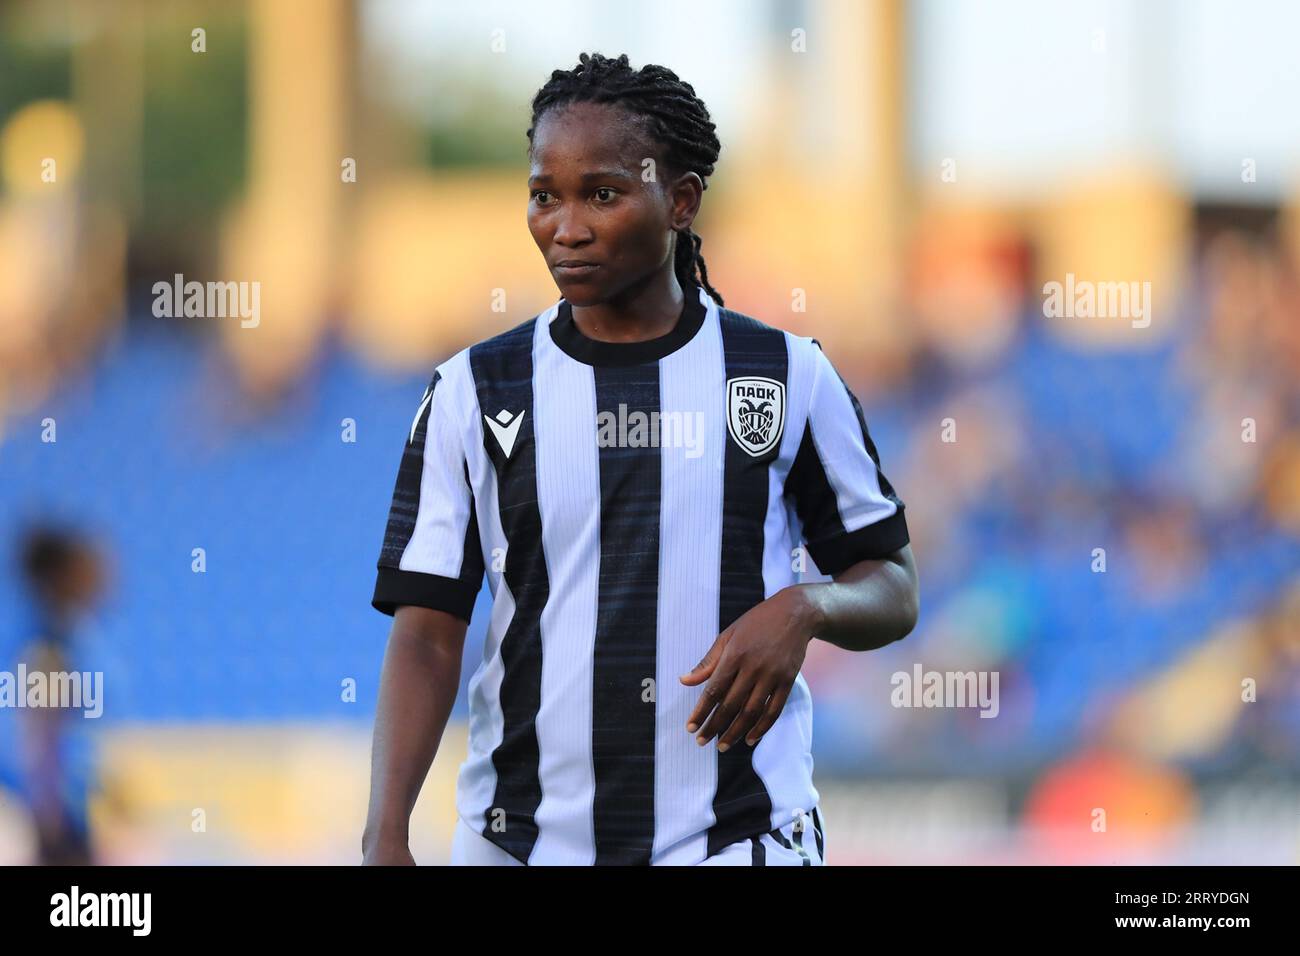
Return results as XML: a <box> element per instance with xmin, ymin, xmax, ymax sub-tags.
<box><xmin>569</xmin><ymin>272</ymin><xmax>689</xmax><ymax>344</ymax></box>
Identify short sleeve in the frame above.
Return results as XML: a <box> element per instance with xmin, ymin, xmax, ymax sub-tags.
<box><xmin>372</xmin><ymin>370</ymin><xmax>485</xmax><ymax>623</ymax></box>
<box><xmin>784</xmin><ymin>341</ymin><xmax>909</xmax><ymax>577</ymax></box>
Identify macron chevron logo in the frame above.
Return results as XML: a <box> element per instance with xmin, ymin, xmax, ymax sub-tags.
<box><xmin>484</xmin><ymin>409</ymin><xmax>525</xmax><ymax>458</ymax></box>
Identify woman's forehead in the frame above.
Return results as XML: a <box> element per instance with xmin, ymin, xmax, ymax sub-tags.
<box><xmin>531</xmin><ymin>103</ymin><xmax>657</xmax><ymax>168</ymax></box>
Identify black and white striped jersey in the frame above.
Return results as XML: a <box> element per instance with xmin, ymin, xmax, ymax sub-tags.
<box><xmin>372</xmin><ymin>280</ymin><xmax>909</xmax><ymax>865</ymax></box>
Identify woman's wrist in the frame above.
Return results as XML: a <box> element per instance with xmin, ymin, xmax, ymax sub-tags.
<box><xmin>783</xmin><ymin>583</ymin><xmax>830</xmax><ymax>642</ymax></box>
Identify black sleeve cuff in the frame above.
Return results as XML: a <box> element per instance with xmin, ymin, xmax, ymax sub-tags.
<box><xmin>805</xmin><ymin>508</ymin><xmax>910</xmax><ymax>578</ymax></box>
<box><xmin>371</xmin><ymin>566</ymin><xmax>480</xmax><ymax>624</ymax></box>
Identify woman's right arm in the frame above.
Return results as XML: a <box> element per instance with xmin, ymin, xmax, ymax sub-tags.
<box><xmin>361</xmin><ymin>604</ymin><xmax>467</xmax><ymax>865</ymax></box>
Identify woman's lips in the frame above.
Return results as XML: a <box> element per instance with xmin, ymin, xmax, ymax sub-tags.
<box><xmin>555</xmin><ymin>262</ymin><xmax>599</xmax><ymax>278</ymax></box>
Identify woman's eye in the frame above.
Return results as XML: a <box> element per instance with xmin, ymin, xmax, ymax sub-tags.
<box><xmin>532</xmin><ymin>191</ymin><xmax>551</xmax><ymax>205</ymax></box>
<box><xmin>594</xmin><ymin>187</ymin><xmax>616</xmax><ymax>202</ymax></box>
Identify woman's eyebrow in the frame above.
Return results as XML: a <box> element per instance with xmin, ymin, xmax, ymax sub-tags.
<box><xmin>529</xmin><ymin>168</ymin><xmax>638</xmax><ymax>185</ymax></box>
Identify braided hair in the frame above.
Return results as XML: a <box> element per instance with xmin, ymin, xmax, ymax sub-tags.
<box><xmin>527</xmin><ymin>52</ymin><xmax>725</xmax><ymax>306</ymax></box>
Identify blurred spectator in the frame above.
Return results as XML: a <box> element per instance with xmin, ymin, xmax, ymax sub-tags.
<box><xmin>11</xmin><ymin>525</ymin><xmax>109</xmax><ymax>865</ymax></box>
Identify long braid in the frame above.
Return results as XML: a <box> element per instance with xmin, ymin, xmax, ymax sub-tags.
<box><xmin>527</xmin><ymin>52</ymin><xmax>725</xmax><ymax>306</ymax></box>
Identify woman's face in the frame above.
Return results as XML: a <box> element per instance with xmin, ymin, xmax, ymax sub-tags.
<box><xmin>527</xmin><ymin>100</ymin><xmax>699</xmax><ymax>306</ymax></box>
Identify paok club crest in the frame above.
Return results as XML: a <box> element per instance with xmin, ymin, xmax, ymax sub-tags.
<box><xmin>726</xmin><ymin>376</ymin><xmax>786</xmax><ymax>458</ymax></box>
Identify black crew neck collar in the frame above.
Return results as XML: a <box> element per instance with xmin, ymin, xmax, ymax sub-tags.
<box><xmin>549</xmin><ymin>283</ymin><xmax>709</xmax><ymax>367</ymax></box>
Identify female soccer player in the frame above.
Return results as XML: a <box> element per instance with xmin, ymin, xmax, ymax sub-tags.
<box><xmin>363</xmin><ymin>52</ymin><xmax>918</xmax><ymax>866</ymax></box>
